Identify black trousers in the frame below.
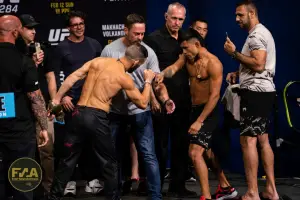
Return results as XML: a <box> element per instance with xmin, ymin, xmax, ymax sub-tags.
<box><xmin>0</xmin><ymin>139</ymin><xmax>36</xmax><ymax>200</ymax></box>
<box><xmin>152</xmin><ymin>107</ymin><xmax>190</xmax><ymax>191</ymax></box>
<box><xmin>50</xmin><ymin>106</ymin><xmax>119</xmax><ymax>200</ymax></box>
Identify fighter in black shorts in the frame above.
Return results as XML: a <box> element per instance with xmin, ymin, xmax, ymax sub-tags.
<box><xmin>156</xmin><ymin>29</ymin><xmax>238</xmax><ymax>200</ymax></box>
<box><xmin>189</xmin><ymin>104</ymin><xmax>218</xmax><ymax>150</ymax></box>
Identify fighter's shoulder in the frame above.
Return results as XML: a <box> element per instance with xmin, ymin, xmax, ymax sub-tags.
<box><xmin>90</xmin><ymin>57</ymin><xmax>115</xmax><ymax>68</ymax></box>
<box><xmin>119</xmin><ymin>73</ymin><xmax>134</xmax><ymax>89</ymax></box>
<box><xmin>207</xmin><ymin>54</ymin><xmax>223</xmax><ymax>72</ymax></box>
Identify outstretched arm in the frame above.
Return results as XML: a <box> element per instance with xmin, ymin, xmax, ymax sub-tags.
<box><xmin>53</xmin><ymin>60</ymin><xmax>92</xmax><ymax>104</ymax></box>
<box><xmin>155</xmin><ymin>54</ymin><xmax>186</xmax><ymax>83</ymax></box>
<box><xmin>162</xmin><ymin>54</ymin><xmax>186</xmax><ymax>78</ymax></box>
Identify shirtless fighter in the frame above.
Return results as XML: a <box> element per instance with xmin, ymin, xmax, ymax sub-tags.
<box><xmin>156</xmin><ymin>28</ymin><xmax>237</xmax><ymax>200</ymax></box>
<box><xmin>48</xmin><ymin>43</ymin><xmax>156</xmax><ymax>200</ymax></box>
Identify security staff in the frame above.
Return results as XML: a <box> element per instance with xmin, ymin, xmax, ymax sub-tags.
<box><xmin>0</xmin><ymin>15</ymin><xmax>48</xmax><ymax>200</ymax></box>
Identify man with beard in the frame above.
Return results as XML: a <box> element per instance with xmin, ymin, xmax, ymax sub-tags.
<box><xmin>48</xmin><ymin>43</ymin><xmax>155</xmax><ymax>200</ymax></box>
<box><xmin>0</xmin><ymin>15</ymin><xmax>48</xmax><ymax>200</ymax></box>
<box><xmin>101</xmin><ymin>14</ymin><xmax>175</xmax><ymax>200</ymax></box>
<box><xmin>156</xmin><ymin>28</ymin><xmax>237</xmax><ymax>200</ymax></box>
<box><xmin>51</xmin><ymin>10</ymin><xmax>103</xmax><ymax>196</ymax></box>
<box><xmin>224</xmin><ymin>1</ymin><xmax>279</xmax><ymax>200</ymax></box>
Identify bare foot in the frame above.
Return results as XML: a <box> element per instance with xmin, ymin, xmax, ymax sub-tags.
<box><xmin>260</xmin><ymin>191</ymin><xmax>280</xmax><ymax>200</ymax></box>
<box><xmin>241</xmin><ymin>192</ymin><xmax>260</xmax><ymax>200</ymax></box>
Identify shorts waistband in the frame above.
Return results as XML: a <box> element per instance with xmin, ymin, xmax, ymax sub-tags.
<box><xmin>76</xmin><ymin>106</ymin><xmax>108</xmax><ymax>115</ymax></box>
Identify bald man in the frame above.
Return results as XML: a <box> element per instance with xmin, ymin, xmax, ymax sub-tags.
<box><xmin>0</xmin><ymin>15</ymin><xmax>48</xmax><ymax>200</ymax></box>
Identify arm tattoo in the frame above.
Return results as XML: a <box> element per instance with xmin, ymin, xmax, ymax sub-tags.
<box><xmin>164</xmin><ymin>69</ymin><xmax>173</xmax><ymax>78</ymax></box>
<box><xmin>27</xmin><ymin>90</ymin><xmax>48</xmax><ymax>131</ymax></box>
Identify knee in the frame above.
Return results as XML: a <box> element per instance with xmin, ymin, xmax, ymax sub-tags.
<box><xmin>257</xmin><ymin>135</ymin><xmax>270</xmax><ymax>149</ymax></box>
<box><xmin>240</xmin><ymin>136</ymin><xmax>257</xmax><ymax>149</ymax></box>
<box><xmin>189</xmin><ymin>147</ymin><xmax>204</xmax><ymax>162</ymax></box>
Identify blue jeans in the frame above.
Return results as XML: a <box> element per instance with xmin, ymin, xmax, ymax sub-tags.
<box><xmin>109</xmin><ymin>111</ymin><xmax>161</xmax><ymax>200</ymax></box>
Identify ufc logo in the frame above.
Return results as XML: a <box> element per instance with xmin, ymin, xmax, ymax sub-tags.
<box><xmin>48</xmin><ymin>29</ymin><xmax>70</xmax><ymax>45</ymax></box>
<box><xmin>0</xmin><ymin>0</ymin><xmax>20</xmax><ymax>3</ymax></box>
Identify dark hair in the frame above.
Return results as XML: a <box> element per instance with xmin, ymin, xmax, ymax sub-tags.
<box><xmin>125</xmin><ymin>14</ymin><xmax>145</xmax><ymax>30</ymax></box>
<box><xmin>179</xmin><ymin>28</ymin><xmax>206</xmax><ymax>47</ymax></box>
<box><xmin>65</xmin><ymin>10</ymin><xmax>86</xmax><ymax>27</ymax></box>
<box><xmin>236</xmin><ymin>0</ymin><xmax>258</xmax><ymax>15</ymax></box>
<box><xmin>191</xmin><ymin>18</ymin><xmax>208</xmax><ymax>27</ymax></box>
<box><xmin>125</xmin><ymin>43</ymin><xmax>148</xmax><ymax>60</ymax></box>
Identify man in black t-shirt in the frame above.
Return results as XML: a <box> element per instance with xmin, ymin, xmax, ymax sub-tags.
<box><xmin>0</xmin><ymin>15</ymin><xmax>48</xmax><ymax>200</ymax></box>
<box><xmin>17</xmin><ymin>14</ymin><xmax>57</xmax><ymax>195</ymax></box>
<box><xmin>144</xmin><ymin>3</ymin><xmax>195</xmax><ymax>198</ymax></box>
<box><xmin>51</xmin><ymin>10</ymin><xmax>103</xmax><ymax>196</ymax></box>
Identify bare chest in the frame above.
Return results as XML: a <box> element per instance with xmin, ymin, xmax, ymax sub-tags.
<box><xmin>187</xmin><ymin>60</ymin><xmax>209</xmax><ymax>81</ymax></box>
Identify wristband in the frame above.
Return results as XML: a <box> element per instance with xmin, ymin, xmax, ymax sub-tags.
<box><xmin>145</xmin><ymin>80</ymin><xmax>152</xmax><ymax>85</ymax></box>
<box><xmin>163</xmin><ymin>99</ymin><xmax>171</xmax><ymax>106</ymax></box>
<box><xmin>232</xmin><ymin>50</ymin><xmax>238</xmax><ymax>59</ymax></box>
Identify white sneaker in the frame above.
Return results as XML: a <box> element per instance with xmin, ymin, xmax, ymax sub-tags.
<box><xmin>64</xmin><ymin>181</ymin><xmax>76</xmax><ymax>196</ymax></box>
<box><xmin>85</xmin><ymin>179</ymin><xmax>103</xmax><ymax>194</ymax></box>
<box><xmin>186</xmin><ymin>177</ymin><xmax>197</xmax><ymax>182</ymax></box>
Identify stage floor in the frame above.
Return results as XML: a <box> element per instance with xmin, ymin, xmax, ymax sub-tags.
<box><xmin>60</xmin><ymin>172</ymin><xmax>299</xmax><ymax>200</ymax></box>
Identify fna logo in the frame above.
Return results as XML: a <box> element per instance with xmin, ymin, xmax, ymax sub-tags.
<box><xmin>0</xmin><ymin>0</ymin><xmax>20</xmax><ymax>14</ymax></box>
<box><xmin>8</xmin><ymin>157</ymin><xmax>42</xmax><ymax>192</ymax></box>
<box><xmin>48</xmin><ymin>28</ymin><xmax>70</xmax><ymax>46</ymax></box>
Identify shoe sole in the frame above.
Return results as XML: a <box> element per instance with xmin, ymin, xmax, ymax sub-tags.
<box><xmin>216</xmin><ymin>190</ymin><xmax>238</xmax><ymax>200</ymax></box>
<box><xmin>63</xmin><ymin>192</ymin><xmax>76</xmax><ymax>197</ymax></box>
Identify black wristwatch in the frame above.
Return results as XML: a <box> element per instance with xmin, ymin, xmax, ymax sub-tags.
<box><xmin>163</xmin><ymin>99</ymin><xmax>171</xmax><ymax>106</ymax></box>
<box><xmin>232</xmin><ymin>50</ymin><xmax>238</xmax><ymax>59</ymax></box>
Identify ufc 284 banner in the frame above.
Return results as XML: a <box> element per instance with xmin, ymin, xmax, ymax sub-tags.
<box><xmin>1</xmin><ymin>0</ymin><xmax>146</xmax><ymax>84</ymax></box>
<box><xmin>1</xmin><ymin>0</ymin><xmax>146</xmax><ymax>45</ymax></box>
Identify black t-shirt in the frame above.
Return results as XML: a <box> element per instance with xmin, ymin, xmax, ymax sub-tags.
<box><xmin>51</xmin><ymin>36</ymin><xmax>102</xmax><ymax>103</ymax></box>
<box><xmin>144</xmin><ymin>26</ymin><xmax>191</xmax><ymax>109</ymax></box>
<box><xmin>15</xmin><ymin>38</ymin><xmax>55</xmax><ymax>103</ymax></box>
<box><xmin>0</xmin><ymin>42</ymin><xmax>39</xmax><ymax>142</ymax></box>
<box><xmin>36</xmin><ymin>44</ymin><xmax>54</xmax><ymax>103</ymax></box>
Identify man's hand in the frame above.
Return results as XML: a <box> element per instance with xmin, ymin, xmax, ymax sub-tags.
<box><xmin>62</xmin><ymin>96</ymin><xmax>74</xmax><ymax>112</ymax></box>
<box><xmin>47</xmin><ymin>111</ymin><xmax>55</xmax><ymax>121</ymax></box>
<box><xmin>226</xmin><ymin>72</ymin><xmax>238</xmax><ymax>84</ymax></box>
<box><xmin>188</xmin><ymin>121</ymin><xmax>203</xmax><ymax>135</ymax></box>
<box><xmin>155</xmin><ymin>72</ymin><xmax>164</xmax><ymax>84</ymax></box>
<box><xmin>47</xmin><ymin>100</ymin><xmax>63</xmax><ymax>120</ymax></box>
<box><xmin>32</xmin><ymin>50</ymin><xmax>44</xmax><ymax>66</ymax></box>
<box><xmin>38</xmin><ymin>130</ymin><xmax>49</xmax><ymax>148</ymax></box>
<box><xmin>151</xmin><ymin>98</ymin><xmax>161</xmax><ymax>113</ymax></box>
<box><xmin>224</xmin><ymin>37</ymin><xmax>236</xmax><ymax>55</ymax></box>
<box><xmin>144</xmin><ymin>69</ymin><xmax>156</xmax><ymax>83</ymax></box>
<box><xmin>164</xmin><ymin>99</ymin><xmax>175</xmax><ymax>114</ymax></box>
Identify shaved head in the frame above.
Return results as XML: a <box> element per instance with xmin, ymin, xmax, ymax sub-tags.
<box><xmin>0</xmin><ymin>15</ymin><xmax>21</xmax><ymax>42</ymax></box>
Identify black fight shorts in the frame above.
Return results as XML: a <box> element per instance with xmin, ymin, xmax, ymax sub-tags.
<box><xmin>189</xmin><ymin>104</ymin><xmax>219</xmax><ymax>149</ymax></box>
<box><xmin>239</xmin><ymin>89</ymin><xmax>276</xmax><ymax>137</ymax></box>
